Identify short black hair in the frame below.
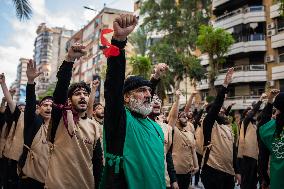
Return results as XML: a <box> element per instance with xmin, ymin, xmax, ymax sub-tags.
<box><xmin>93</xmin><ymin>102</ymin><xmax>103</xmax><ymax>110</ymax></box>
<box><xmin>67</xmin><ymin>82</ymin><xmax>91</xmax><ymax>98</ymax></box>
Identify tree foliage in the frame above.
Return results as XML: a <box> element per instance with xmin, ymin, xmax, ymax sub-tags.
<box><xmin>38</xmin><ymin>83</ymin><xmax>55</xmax><ymax>100</ymax></box>
<box><xmin>12</xmin><ymin>0</ymin><xmax>32</xmax><ymax>21</ymax></box>
<box><xmin>129</xmin><ymin>56</ymin><xmax>153</xmax><ymax>79</ymax></box>
<box><xmin>197</xmin><ymin>25</ymin><xmax>234</xmax><ymax>95</ymax></box>
<box><xmin>128</xmin><ymin>27</ymin><xmax>148</xmax><ymax>56</ymax></box>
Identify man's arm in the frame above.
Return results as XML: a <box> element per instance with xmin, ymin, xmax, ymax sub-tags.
<box><xmin>50</xmin><ymin>44</ymin><xmax>86</xmax><ymax>143</ymax></box>
<box><xmin>167</xmin><ymin>90</ymin><xmax>181</xmax><ymax>128</ymax></box>
<box><xmin>184</xmin><ymin>91</ymin><xmax>197</xmax><ymax>113</ymax></box>
<box><xmin>0</xmin><ymin>74</ymin><xmax>16</xmax><ymax>113</ymax></box>
<box><xmin>87</xmin><ymin>80</ymin><xmax>100</xmax><ymax>118</ymax></box>
<box><xmin>225</xmin><ymin>102</ymin><xmax>235</xmax><ymax>116</ymax></box>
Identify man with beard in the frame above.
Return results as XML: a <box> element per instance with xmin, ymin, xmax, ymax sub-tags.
<box><xmin>14</xmin><ymin>60</ymin><xmax>51</xmax><ymax>189</ymax></box>
<box><xmin>148</xmin><ymin>94</ymin><xmax>179</xmax><ymax>189</ymax></box>
<box><xmin>237</xmin><ymin>93</ymin><xmax>266</xmax><ymax>189</ymax></box>
<box><xmin>100</xmin><ymin>14</ymin><xmax>165</xmax><ymax>189</ymax></box>
<box><xmin>201</xmin><ymin>68</ymin><xmax>241</xmax><ymax>189</ymax></box>
<box><xmin>167</xmin><ymin>90</ymin><xmax>199</xmax><ymax>189</ymax></box>
<box><xmin>0</xmin><ymin>73</ymin><xmax>22</xmax><ymax>189</ymax></box>
<box><xmin>44</xmin><ymin>43</ymin><xmax>103</xmax><ymax>189</ymax></box>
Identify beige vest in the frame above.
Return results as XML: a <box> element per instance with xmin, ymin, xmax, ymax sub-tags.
<box><xmin>206</xmin><ymin>122</ymin><xmax>235</xmax><ymax>176</ymax></box>
<box><xmin>45</xmin><ymin>110</ymin><xmax>100</xmax><ymax>189</ymax></box>
<box><xmin>157</xmin><ymin>121</ymin><xmax>173</xmax><ymax>187</ymax></box>
<box><xmin>172</xmin><ymin>127</ymin><xmax>195</xmax><ymax>174</ymax></box>
<box><xmin>185</xmin><ymin>122</ymin><xmax>195</xmax><ymax>134</ymax></box>
<box><xmin>5</xmin><ymin>112</ymin><xmax>24</xmax><ymax>161</ymax></box>
<box><xmin>238</xmin><ymin>122</ymin><xmax>258</xmax><ymax>160</ymax></box>
<box><xmin>22</xmin><ymin>123</ymin><xmax>49</xmax><ymax>183</ymax></box>
<box><xmin>195</xmin><ymin>125</ymin><xmax>204</xmax><ymax>155</ymax></box>
<box><xmin>0</xmin><ymin>123</ymin><xmax>8</xmax><ymax>158</ymax></box>
<box><xmin>3</xmin><ymin>121</ymin><xmax>16</xmax><ymax>158</ymax></box>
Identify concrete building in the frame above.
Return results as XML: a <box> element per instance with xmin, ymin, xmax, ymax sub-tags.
<box><xmin>13</xmin><ymin>58</ymin><xmax>29</xmax><ymax>103</ymax></box>
<box><xmin>68</xmin><ymin>7</ymin><xmax>133</xmax><ymax>103</ymax></box>
<box><xmin>34</xmin><ymin>23</ymin><xmax>74</xmax><ymax>95</ymax></box>
<box><xmin>197</xmin><ymin>0</ymin><xmax>284</xmax><ymax>110</ymax></box>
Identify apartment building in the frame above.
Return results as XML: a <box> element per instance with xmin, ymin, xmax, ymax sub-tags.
<box><xmin>197</xmin><ymin>0</ymin><xmax>284</xmax><ymax>110</ymax></box>
<box><xmin>13</xmin><ymin>58</ymin><xmax>29</xmax><ymax>103</ymax></box>
<box><xmin>34</xmin><ymin>23</ymin><xmax>74</xmax><ymax>95</ymax></box>
<box><xmin>67</xmin><ymin>7</ymin><xmax>134</xmax><ymax>103</ymax></box>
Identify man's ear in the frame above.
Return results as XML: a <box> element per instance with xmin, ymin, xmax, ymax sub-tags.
<box><xmin>67</xmin><ymin>98</ymin><xmax>72</xmax><ymax>106</ymax></box>
<box><xmin>124</xmin><ymin>93</ymin><xmax>130</xmax><ymax>103</ymax></box>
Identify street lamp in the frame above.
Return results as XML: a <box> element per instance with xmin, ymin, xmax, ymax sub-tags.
<box><xmin>83</xmin><ymin>6</ymin><xmax>98</xmax><ymax>12</ymax></box>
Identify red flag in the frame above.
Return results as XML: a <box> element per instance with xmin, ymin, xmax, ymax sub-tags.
<box><xmin>101</xmin><ymin>29</ymin><xmax>120</xmax><ymax>58</ymax></box>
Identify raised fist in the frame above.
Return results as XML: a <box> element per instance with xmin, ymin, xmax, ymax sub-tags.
<box><xmin>175</xmin><ymin>89</ymin><xmax>182</xmax><ymax>100</ymax></box>
<box><xmin>152</xmin><ymin>63</ymin><xmax>169</xmax><ymax>79</ymax></box>
<box><xmin>65</xmin><ymin>43</ymin><xmax>87</xmax><ymax>62</ymax></box>
<box><xmin>113</xmin><ymin>14</ymin><xmax>138</xmax><ymax>41</ymax></box>
<box><xmin>0</xmin><ymin>73</ymin><xmax>5</xmax><ymax>84</ymax></box>
<box><xmin>92</xmin><ymin>79</ymin><xmax>100</xmax><ymax>91</ymax></box>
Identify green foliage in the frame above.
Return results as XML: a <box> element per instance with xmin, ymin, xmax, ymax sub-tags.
<box><xmin>206</xmin><ymin>96</ymin><xmax>215</xmax><ymax>103</ymax></box>
<box><xmin>38</xmin><ymin>83</ymin><xmax>55</xmax><ymax>100</ymax></box>
<box><xmin>130</xmin><ymin>56</ymin><xmax>153</xmax><ymax>79</ymax></box>
<box><xmin>12</xmin><ymin>0</ymin><xmax>32</xmax><ymax>20</ymax></box>
<box><xmin>128</xmin><ymin>27</ymin><xmax>147</xmax><ymax>56</ymax></box>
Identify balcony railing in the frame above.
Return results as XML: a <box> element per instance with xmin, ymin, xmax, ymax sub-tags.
<box><xmin>219</xmin><ymin>64</ymin><xmax>266</xmax><ymax>73</ymax></box>
<box><xmin>224</xmin><ymin>95</ymin><xmax>262</xmax><ymax>110</ymax></box>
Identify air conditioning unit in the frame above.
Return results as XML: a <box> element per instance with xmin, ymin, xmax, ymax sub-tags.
<box><xmin>267</xmin><ymin>29</ymin><xmax>276</xmax><ymax>37</ymax></box>
<box><xmin>267</xmin><ymin>22</ymin><xmax>275</xmax><ymax>30</ymax></box>
<box><xmin>265</xmin><ymin>55</ymin><xmax>275</xmax><ymax>63</ymax></box>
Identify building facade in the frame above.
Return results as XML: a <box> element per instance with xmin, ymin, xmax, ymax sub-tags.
<box><xmin>34</xmin><ymin>23</ymin><xmax>74</xmax><ymax>95</ymax></box>
<box><xmin>68</xmin><ymin>7</ymin><xmax>134</xmax><ymax>103</ymax></box>
<box><xmin>197</xmin><ymin>0</ymin><xmax>284</xmax><ymax>110</ymax></box>
<box><xmin>13</xmin><ymin>58</ymin><xmax>29</xmax><ymax>103</ymax></box>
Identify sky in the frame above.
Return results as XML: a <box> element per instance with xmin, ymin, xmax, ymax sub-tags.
<box><xmin>0</xmin><ymin>0</ymin><xmax>134</xmax><ymax>98</ymax></box>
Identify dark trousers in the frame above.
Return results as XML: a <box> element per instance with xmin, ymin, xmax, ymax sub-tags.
<box><xmin>241</xmin><ymin>156</ymin><xmax>258</xmax><ymax>189</ymax></box>
<box><xmin>176</xmin><ymin>173</ymin><xmax>191</xmax><ymax>189</ymax></box>
<box><xmin>3</xmin><ymin>157</ymin><xmax>19</xmax><ymax>189</ymax></box>
<box><xmin>18</xmin><ymin>177</ymin><xmax>44</xmax><ymax>189</ymax></box>
<box><xmin>194</xmin><ymin>153</ymin><xmax>203</xmax><ymax>185</ymax></box>
<box><xmin>0</xmin><ymin>158</ymin><xmax>4</xmax><ymax>188</ymax></box>
<box><xmin>201</xmin><ymin>165</ymin><xmax>235</xmax><ymax>189</ymax></box>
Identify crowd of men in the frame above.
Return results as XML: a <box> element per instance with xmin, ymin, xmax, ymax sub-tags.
<box><xmin>0</xmin><ymin>14</ymin><xmax>283</xmax><ymax>189</ymax></box>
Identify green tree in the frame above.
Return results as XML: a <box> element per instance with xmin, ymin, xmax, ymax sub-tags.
<box><xmin>140</xmin><ymin>0</ymin><xmax>209</xmax><ymax>95</ymax></box>
<box><xmin>12</xmin><ymin>0</ymin><xmax>32</xmax><ymax>21</ymax></box>
<box><xmin>129</xmin><ymin>26</ymin><xmax>148</xmax><ymax>56</ymax></box>
<box><xmin>38</xmin><ymin>83</ymin><xmax>55</xmax><ymax>100</ymax></box>
<box><xmin>197</xmin><ymin>25</ymin><xmax>235</xmax><ymax>95</ymax></box>
<box><xmin>129</xmin><ymin>56</ymin><xmax>153</xmax><ymax>79</ymax></box>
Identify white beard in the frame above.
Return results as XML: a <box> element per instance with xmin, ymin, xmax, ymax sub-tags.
<box><xmin>128</xmin><ymin>96</ymin><xmax>152</xmax><ymax>117</ymax></box>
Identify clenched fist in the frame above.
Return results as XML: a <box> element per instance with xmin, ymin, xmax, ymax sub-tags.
<box><xmin>113</xmin><ymin>14</ymin><xmax>138</xmax><ymax>41</ymax></box>
<box><xmin>65</xmin><ymin>43</ymin><xmax>87</xmax><ymax>62</ymax></box>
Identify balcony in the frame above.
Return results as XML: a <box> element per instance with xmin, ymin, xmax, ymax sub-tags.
<box><xmin>272</xmin><ymin>64</ymin><xmax>284</xmax><ymax>80</ymax></box>
<box><xmin>196</xmin><ymin>65</ymin><xmax>267</xmax><ymax>89</ymax></box>
<box><xmin>270</xmin><ymin>3</ymin><xmax>281</xmax><ymax>19</ymax></box>
<box><xmin>215</xmin><ymin>64</ymin><xmax>267</xmax><ymax>85</ymax></box>
<box><xmin>213</xmin><ymin>6</ymin><xmax>266</xmax><ymax>30</ymax></box>
<box><xmin>272</xmin><ymin>32</ymin><xmax>284</xmax><ymax>48</ymax></box>
<box><xmin>223</xmin><ymin>96</ymin><xmax>261</xmax><ymax>110</ymax></box>
<box><xmin>212</xmin><ymin>0</ymin><xmax>230</xmax><ymax>9</ymax></box>
<box><xmin>228</xmin><ymin>34</ymin><xmax>266</xmax><ymax>55</ymax></box>
<box><xmin>199</xmin><ymin>54</ymin><xmax>209</xmax><ymax>66</ymax></box>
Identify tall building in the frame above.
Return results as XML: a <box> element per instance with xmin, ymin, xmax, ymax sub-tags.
<box><xmin>13</xmin><ymin>58</ymin><xmax>29</xmax><ymax>103</ymax></box>
<box><xmin>34</xmin><ymin>23</ymin><xmax>74</xmax><ymax>95</ymax></box>
<box><xmin>197</xmin><ymin>0</ymin><xmax>284</xmax><ymax>110</ymax></box>
<box><xmin>68</xmin><ymin>7</ymin><xmax>134</xmax><ymax>103</ymax></box>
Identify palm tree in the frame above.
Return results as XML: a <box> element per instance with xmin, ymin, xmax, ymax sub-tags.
<box><xmin>12</xmin><ymin>0</ymin><xmax>32</xmax><ymax>21</ymax></box>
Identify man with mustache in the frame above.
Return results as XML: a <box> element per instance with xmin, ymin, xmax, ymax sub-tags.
<box><xmin>0</xmin><ymin>73</ymin><xmax>22</xmax><ymax>189</ymax></box>
<box><xmin>167</xmin><ymin>90</ymin><xmax>199</xmax><ymax>189</ymax></box>
<box><xmin>100</xmin><ymin>14</ymin><xmax>165</xmax><ymax>189</ymax></box>
<box><xmin>44</xmin><ymin>43</ymin><xmax>103</xmax><ymax>189</ymax></box>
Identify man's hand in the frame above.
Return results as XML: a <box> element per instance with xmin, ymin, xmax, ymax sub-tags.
<box><xmin>152</xmin><ymin>63</ymin><xmax>169</xmax><ymax>79</ymax></box>
<box><xmin>260</xmin><ymin>93</ymin><xmax>268</xmax><ymax>101</ymax></box>
<box><xmin>91</xmin><ymin>79</ymin><xmax>100</xmax><ymax>92</ymax></box>
<box><xmin>223</xmin><ymin>67</ymin><xmax>234</xmax><ymax>88</ymax></box>
<box><xmin>171</xmin><ymin>181</ymin><xmax>179</xmax><ymax>189</ymax></box>
<box><xmin>65</xmin><ymin>43</ymin><xmax>87</xmax><ymax>62</ymax></box>
<box><xmin>268</xmin><ymin>89</ymin><xmax>280</xmax><ymax>103</ymax></box>
<box><xmin>235</xmin><ymin>174</ymin><xmax>241</xmax><ymax>186</ymax></box>
<box><xmin>26</xmin><ymin>59</ymin><xmax>42</xmax><ymax>84</ymax></box>
<box><xmin>175</xmin><ymin>89</ymin><xmax>182</xmax><ymax>100</ymax></box>
<box><xmin>1</xmin><ymin>97</ymin><xmax>6</xmax><ymax>104</ymax></box>
<box><xmin>9</xmin><ymin>88</ymin><xmax>16</xmax><ymax>97</ymax></box>
<box><xmin>113</xmin><ymin>14</ymin><xmax>137</xmax><ymax>41</ymax></box>
<box><xmin>231</xmin><ymin>102</ymin><xmax>236</xmax><ymax>106</ymax></box>
<box><xmin>0</xmin><ymin>73</ymin><xmax>6</xmax><ymax>85</ymax></box>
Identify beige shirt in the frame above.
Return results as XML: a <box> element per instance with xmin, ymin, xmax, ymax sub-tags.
<box><xmin>206</xmin><ymin>122</ymin><xmax>235</xmax><ymax>175</ymax></box>
<box><xmin>5</xmin><ymin>112</ymin><xmax>24</xmax><ymax>161</ymax></box>
<box><xmin>157</xmin><ymin>121</ymin><xmax>173</xmax><ymax>187</ymax></box>
<box><xmin>22</xmin><ymin>123</ymin><xmax>49</xmax><ymax>183</ymax></box>
<box><xmin>238</xmin><ymin>122</ymin><xmax>258</xmax><ymax>160</ymax></box>
<box><xmin>172</xmin><ymin>126</ymin><xmax>195</xmax><ymax>174</ymax></box>
<box><xmin>45</xmin><ymin>110</ymin><xmax>100</xmax><ymax>189</ymax></box>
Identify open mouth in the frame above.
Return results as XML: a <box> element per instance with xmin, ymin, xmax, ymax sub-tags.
<box><xmin>79</xmin><ymin>100</ymin><xmax>87</xmax><ymax>105</ymax></box>
<box><xmin>45</xmin><ymin>111</ymin><xmax>51</xmax><ymax>115</ymax></box>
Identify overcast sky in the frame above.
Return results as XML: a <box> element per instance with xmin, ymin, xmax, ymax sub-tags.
<box><xmin>0</xmin><ymin>0</ymin><xmax>134</xmax><ymax>98</ymax></box>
